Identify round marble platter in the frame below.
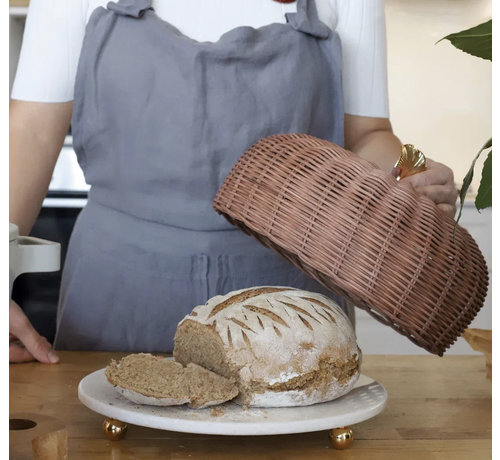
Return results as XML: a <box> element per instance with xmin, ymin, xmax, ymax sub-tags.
<box><xmin>78</xmin><ymin>368</ymin><xmax>387</xmax><ymax>436</ymax></box>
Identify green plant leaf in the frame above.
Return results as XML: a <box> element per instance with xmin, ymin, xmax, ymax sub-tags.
<box><xmin>475</xmin><ymin>150</ymin><xmax>492</xmax><ymax>210</ymax></box>
<box><xmin>437</xmin><ymin>19</ymin><xmax>492</xmax><ymax>61</ymax></box>
<box><xmin>454</xmin><ymin>138</ymin><xmax>492</xmax><ymax>232</ymax></box>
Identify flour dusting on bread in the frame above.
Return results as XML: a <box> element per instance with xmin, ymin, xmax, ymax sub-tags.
<box><xmin>174</xmin><ymin>286</ymin><xmax>361</xmax><ymax>407</ymax></box>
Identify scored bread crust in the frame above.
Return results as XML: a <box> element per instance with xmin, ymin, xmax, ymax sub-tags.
<box><xmin>174</xmin><ymin>286</ymin><xmax>361</xmax><ymax>407</ymax></box>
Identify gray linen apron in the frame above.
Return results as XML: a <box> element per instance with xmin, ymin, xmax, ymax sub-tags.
<box><xmin>54</xmin><ymin>0</ymin><xmax>348</xmax><ymax>352</ymax></box>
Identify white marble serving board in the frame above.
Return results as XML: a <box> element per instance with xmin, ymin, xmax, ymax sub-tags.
<box><xmin>78</xmin><ymin>369</ymin><xmax>387</xmax><ymax>436</ymax></box>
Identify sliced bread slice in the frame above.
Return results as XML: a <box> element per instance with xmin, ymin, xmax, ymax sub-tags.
<box><xmin>105</xmin><ymin>353</ymin><xmax>238</xmax><ymax>408</ymax></box>
<box><xmin>185</xmin><ymin>363</ymin><xmax>239</xmax><ymax>409</ymax></box>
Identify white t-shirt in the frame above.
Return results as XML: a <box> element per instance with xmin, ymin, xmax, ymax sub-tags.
<box><xmin>11</xmin><ymin>0</ymin><xmax>389</xmax><ymax>117</ymax></box>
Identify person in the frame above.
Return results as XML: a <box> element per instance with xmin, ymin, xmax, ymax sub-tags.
<box><xmin>9</xmin><ymin>0</ymin><xmax>458</xmax><ymax>364</ymax></box>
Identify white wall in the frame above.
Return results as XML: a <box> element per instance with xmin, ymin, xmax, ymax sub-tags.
<box><xmin>385</xmin><ymin>0</ymin><xmax>492</xmax><ymax>195</ymax></box>
<box><xmin>356</xmin><ymin>0</ymin><xmax>492</xmax><ymax>355</ymax></box>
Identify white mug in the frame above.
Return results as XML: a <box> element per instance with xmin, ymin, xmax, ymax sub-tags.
<box><xmin>9</xmin><ymin>223</ymin><xmax>61</xmax><ymax>298</ymax></box>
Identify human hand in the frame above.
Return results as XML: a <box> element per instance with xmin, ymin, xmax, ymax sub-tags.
<box><xmin>9</xmin><ymin>299</ymin><xmax>59</xmax><ymax>364</ymax></box>
<box><xmin>399</xmin><ymin>158</ymin><xmax>458</xmax><ymax>218</ymax></box>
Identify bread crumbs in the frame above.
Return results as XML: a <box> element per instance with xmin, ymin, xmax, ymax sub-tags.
<box><xmin>210</xmin><ymin>407</ymin><xmax>226</xmax><ymax>417</ymax></box>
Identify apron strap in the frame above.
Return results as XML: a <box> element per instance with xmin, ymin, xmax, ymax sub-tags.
<box><xmin>285</xmin><ymin>0</ymin><xmax>330</xmax><ymax>39</ymax></box>
<box><xmin>107</xmin><ymin>0</ymin><xmax>153</xmax><ymax>18</ymax></box>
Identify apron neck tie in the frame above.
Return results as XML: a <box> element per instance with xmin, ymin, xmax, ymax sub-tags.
<box><xmin>285</xmin><ymin>0</ymin><xmax>330</xmax><ymax>39</ymax></box>
<box><xmin>107</xmin><ymin>0</ymin><xmax>153</xmax><ymax>18</ymax></box>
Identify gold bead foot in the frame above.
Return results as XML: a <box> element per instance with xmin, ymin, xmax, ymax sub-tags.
<box><xmin>329</xmin><ymin>426</ymin><xmax>354</xmax><ymax>450</ymax></box>
<box><xmin>102</xmin><ymin>418</ymin><xmax>128</xmax><ymax>441</ymax></box>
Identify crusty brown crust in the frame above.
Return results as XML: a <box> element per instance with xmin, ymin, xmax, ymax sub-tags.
<box><xmin>173</xmin><ymin>287</ymin><xmax>361</xmax><ymax>407</ymax></box>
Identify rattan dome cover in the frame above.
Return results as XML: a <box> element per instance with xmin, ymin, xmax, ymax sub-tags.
<box><xmin>213</xmin><ymin>134</ymin><xmax>489</xmax><ymax>356</ymax></box>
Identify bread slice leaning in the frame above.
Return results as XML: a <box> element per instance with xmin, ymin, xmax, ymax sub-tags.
<box><xmin>105</xmin><ymin>353</ymin><xmax>238</xmax><ymax>408</ymax></box>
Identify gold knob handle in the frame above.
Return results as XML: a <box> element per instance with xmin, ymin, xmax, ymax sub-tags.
<box><xmin>394</xmin><ymin>144</ymin><xmax>427</xmax><ymax>181</ymax></box>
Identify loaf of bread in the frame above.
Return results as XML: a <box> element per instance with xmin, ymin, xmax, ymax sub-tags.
<box><xmin>105</xmin><ymin>353</ymin><xmax>239</xmax><ymax>408</ymax></box>
<box><xmin>173</xmin><ymin>286</ymin><xmax>361</xmax><ymax>407</ymax></box>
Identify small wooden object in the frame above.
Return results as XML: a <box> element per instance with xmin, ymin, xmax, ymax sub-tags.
<box><xmin>462</xmin><ymin>328</ymin><xmax>492</xmax><ymax>379</ymax></box>
<box><xmin>9</xmin><ymin>413</ymin><xmax>67</xmax><ymax>460</ymax></box>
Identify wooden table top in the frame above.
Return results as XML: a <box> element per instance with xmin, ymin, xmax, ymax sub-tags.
<box><xmin>9</xmin><ymin>352</ymin><xmax>492</xmax><ymax>459</ymax></box>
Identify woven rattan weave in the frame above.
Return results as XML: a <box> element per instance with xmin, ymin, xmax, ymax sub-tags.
<box><xmin>213</xmin><ymin>134</ymin><xmax>489</xmax><ymax>355</ymax></box>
